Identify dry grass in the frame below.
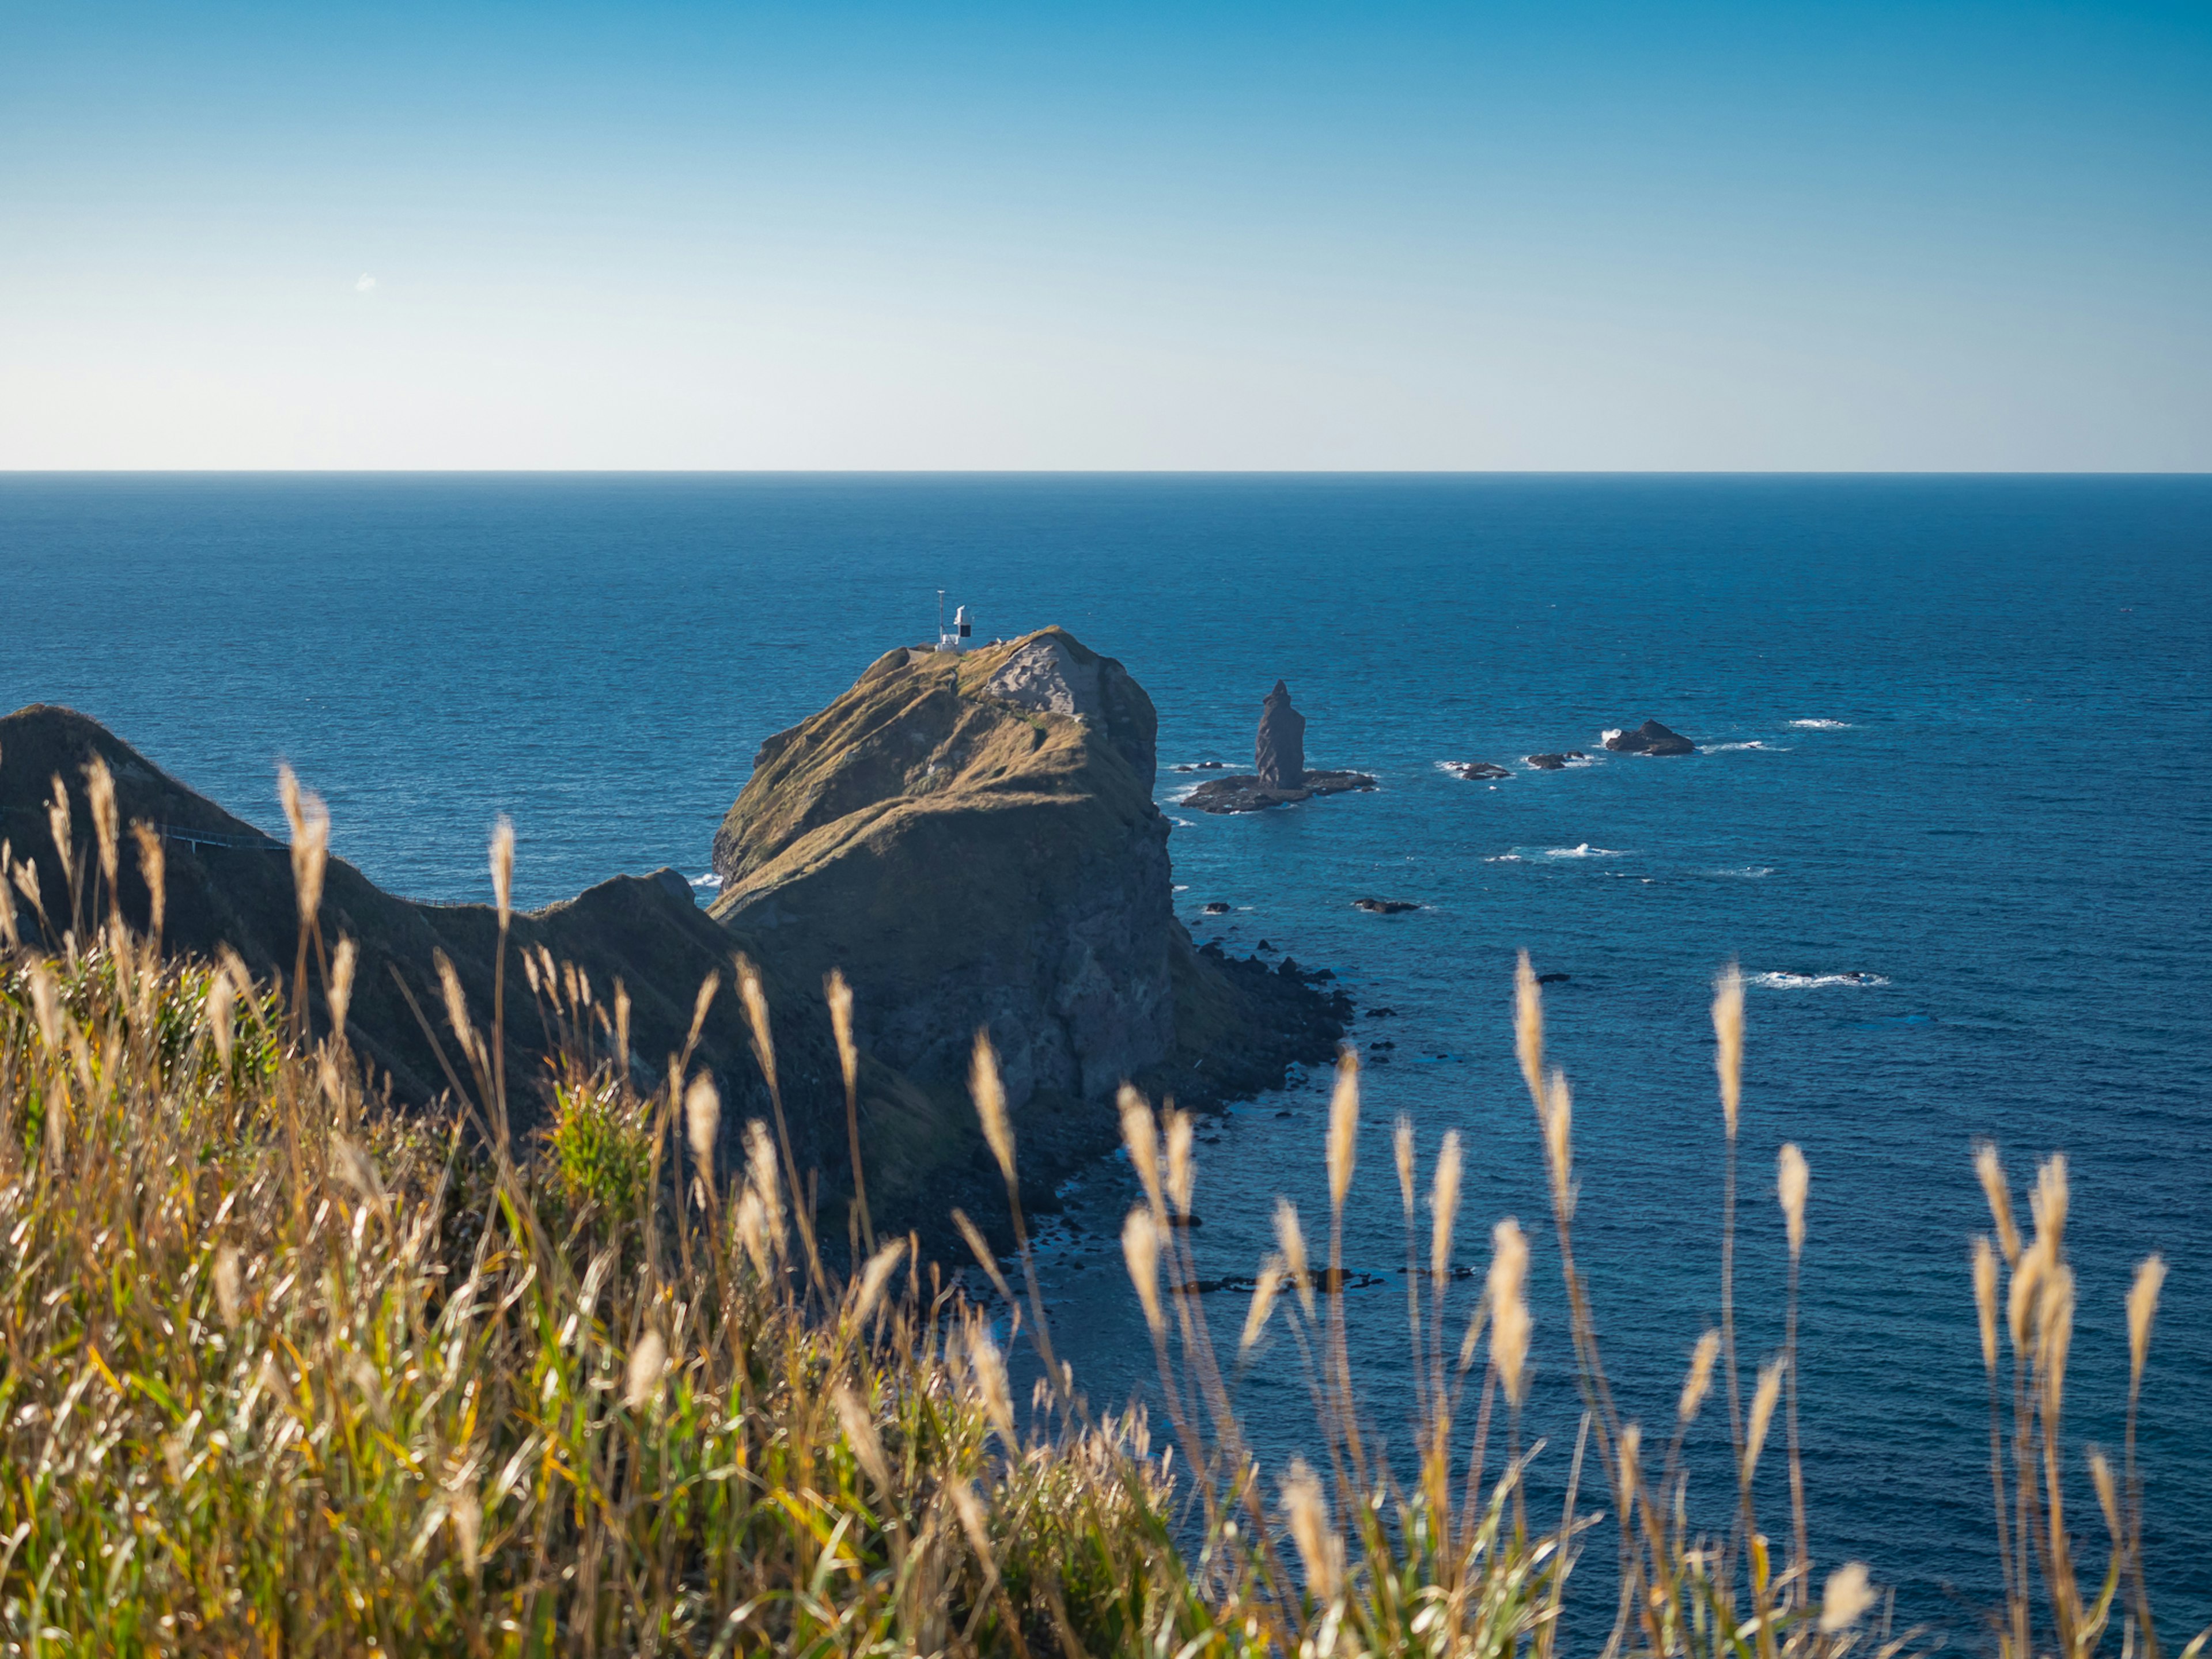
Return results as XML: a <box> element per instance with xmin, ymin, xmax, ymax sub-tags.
<box><xmin>0</xmin><ymin>783</ymin><xmax>2197</xmax><ymax>1658</ymax></box>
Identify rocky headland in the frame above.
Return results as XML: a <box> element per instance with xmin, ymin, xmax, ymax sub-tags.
<box><xmin>2</xmin><ymin>631</ymin><xmax>1347</xmax><ymax>1251</ymax></box>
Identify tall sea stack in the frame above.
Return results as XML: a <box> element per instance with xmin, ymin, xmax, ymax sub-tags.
<box><xmin>1255</xmin><ymin>680</ymin><xmax>1306</xmax><ymax>788</ymax></box>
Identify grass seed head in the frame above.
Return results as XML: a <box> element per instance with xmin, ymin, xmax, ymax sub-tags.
<box><xmin>827</xmin><ymin>969</ymin><xmax>858</xmax><ymax>1093</ymax></box>
<box><xmin>1487</xmin><ymin>1217</ymin><xmax>1532</xmax><ymax>1406</ymax></box>
<box><xmin>130</xmin><ymin>820</ymin><xmax>165</xmax><ymax>937</ymax></box>
<box><xmin>328</xmin><ymin>935</ymin><xmax>357</xmax><ymax>1039</ymax></box>
<box><xmin>278</xmin><ymin>764</ymin><xmax>330</xmax><ymax>926</ymax></box>
<box><xmin>1123</xmin><ymin>1206</ymin><xmax>1165</xmax><ymax>1337</ymax></box>
<box><xmin>1618</xmin><ymin>1421</ymin><xmax>1643</xmax><ymax>1512</ymax></box>
<box><xmin>2031</xmin><ymin>1154</ymin><xmax>2069</xmax><ymax>1252</ymax></box>
<box><xmin>1972</xmin><ymin>1236</ymin><xmax>2000</xmax><ymax>1373</ymax></box>
<box><xmin>206</xmin><ymin>970</ymin><xmax>236</xmax><ymax>1066</ymax></box>
<box><xmin>2128</xmin><ymin>1253</ymin><xmax>2167</xmax><ymax>1387</ymax></box>
<box><xmin>1327</xmin><ymin>1046</ymin><xmax>1359</xmax><ymax>1211</ymax></box>
<box><xmin>489</xmin><ymin>816</ymin><xmax>514</xmax><ymax>930</ymax></box>
<box><xmin>449</xmin><ymin>1483</ymin><xmax>482</xmax><ymax>1574</ymax></box>
<box><xmin>1165</xmin><ymin>1108</ymin><xmax>1195</xmax><ymax>1217</ymax></box>
<box><xmin>2039</xmin><ymin>1260</ymin><xmax>2075</xmax><ymax>1397</ymax></box>
<box><xmin>684</xmin><ymin>1073</ymin><xmax>721</xmax><ymax>1171</ymax></box>
<box><xmin>1974</xmin><ymin>1142</ymin><xmax>2021</xmax><ymax>1265</ymax></box>
<box><xmin>835</xmin><ymin>1386</ymin><xmax>893</xmax><ymax>1492</ymax></box>
<box><xmin>736</xmin><ymin>1187</ymin><xmax>771</xmax><ymax>1278</ymax></box>
<box><xmin>84</xmin><ymin>756</ymin><xmax>119</xmax><ymax>892</ymax></box>
<box><xmin>46</xmin><ymin>774</ymin><xmax>72</xmax><ymax>880</ymax></box>
<box><xmin>1514</xmin><ymin>949</ymin><xmax>1544</xmax><ymax>1108</ymax></box>
<box><xmin>1820</xmin><ymin>1563</ymin><xmax>1877</xmax><ymax>1633</ymax></box>
<box><xmin>212</xmin><ymin>1245</ymin><xmax>243</xmax><ymax>1329</ymax></box>
<box><xmin>736</xmin><ymin>958</ymin><xmax>776</xmax><ymax>1092</ymax></box>
<box><xmin>1430</xmin><ymin>1128</ymin><xmax>1463</xmax><ymax>1285</ymax></box>
<box><xmin>1542</xmin><ymin>1069</ymin><xmax>1574</xmax><ymax>1217</ymax></box>
<box><xmin>1395</xmin><ymin>1115</ymin><xmax>1415</xmax><ymax>1217</ymax></box>
<box><xmin>434</xmin><ymin>950</ymin><xmax>472</xmax><ymax>1047</ymax></box>
<box><xmin>1241</xmin><ymin>1251</ymin><xmax>1286</xmax><ymax>1357</ymax></box>
<box><xmin>1778</xmin><ymin>1142</ymin><xmax>1809</xmax><ymax>1258</ymax></box>
<box><xmin>1680</xmin><ymin>1329</ymin><xmax>1721</xmax><ymax>1422</ymax></box>
<box><xmin>971</xmin><ymin>1329</ymin><xmax>1017</xmax><ymax>1448</ymax></box>
<box><xmin>744</xmin><ymin>1119</ymin><xmax>784</xmax><ymax>1247</ymax></box>
<box><xmin>1281</xmin><ymin>1457</ymin><xmax>1343</xmax><ymax>1603</ymax></box>
<box><xmin>1120</xmin><ymin>1086</ymin><xmax>1164</xmax><ymax>1217</ymax></box>
<box><xmin>1745</xmin><ymin>1354</ymin><xmax>1786</xmax><ymax>1482</ymax></box>
<box><xmin>971</xmin><ymin>1031</ymin><xmax>1015</xmax><ymax>1187</ymax></box>
<box><xmin>26</xmin><ymin>960</ymin><xmax>63</xmax><ymax>1051</ymax></box>
<box><xmin>2009</xmin><ymin>1238</ymin><xmax>2050</xmax><ymax>1350</ymax></box>
<box><xmin>1275</xmin><ymin>1198</ymin><xmax>1315</xmax><ymax>1317</ymax></box>
<box><xmin>624</xmin><ymin>1329</ymin><xmax>668</xmax><ymax>1411</ymax></box>
<box><xmin>854</xmin><ymin>1238</ymin><xmax>908</xmax><ymax>1325</ymax></box>
<box><xmin>2089</xmin><ymin>1448</ymin><xmax>2122</xmax><ymax>1541</ymax></box>
<box><xmin>1712</xmin><ymin>961</ymin><xmax>1744</xmax><ymax>1137</ymax></box>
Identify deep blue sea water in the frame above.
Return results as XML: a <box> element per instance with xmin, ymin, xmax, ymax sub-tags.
<box><xmin>7</xmin><ymin>474</ymin><xmax>2210</xmax><ymax>1639</ymax></box>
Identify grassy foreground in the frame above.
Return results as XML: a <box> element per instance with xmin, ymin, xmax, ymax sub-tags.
<box><xmin>0</xmin><ymin>768</ymin><xmax>2194</xmax><ymax>1657</ymax></box>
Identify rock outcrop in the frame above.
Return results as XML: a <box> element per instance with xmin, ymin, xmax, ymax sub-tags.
<box><xmin>1603</xmin><ymin>721</ymin><xmax>1695</xmax><ymax>756</ymax></box>
<box><xmin>1185</xmin><ymin>679</ymin><xmax>1374</xmax><ymax>815</ymax></box>
<box><xmin>710</xmin><ymin>629</ymin><xmax>1171</xmax><ymax>1115</ymax></box>
<box><xmin>709</xmin><ymin>629</ymin><xmax>1346</xmax><ymax>1218</ymax></box>
<box><xmin>1255</xmin><ymin>681</ymin><xmax>1306</xmax><ymax>787</ymax></box>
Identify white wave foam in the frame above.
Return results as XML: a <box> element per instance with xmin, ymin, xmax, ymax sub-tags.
<box><xmin>1600</xmin><ymin>728</ymin><xmax>1623</xmax><ymax>744</ymax></box>
<box><xmin>1751</xmin><ymin>971</ymin><xmax>1890</xmax><ymax>990</ymax></box>
<box><xmin>1789</xmin><ymin>719</ymin><xmax>1853</xmax><ymax>730</ymax></box>
<box><xmin>1545</xmin><ymin>844</ymin><xmax>1625</xmax><ymax>858</ymax></box>
<box><xmin>1705</xmin><ymin>741</ymin><xmax>1787</xmax><ymax>753</ymax></box>
<box><xmin>1710</xmin><ymin>866</ymin><xmax>1774</xmax><ymax>878</ymax></box>
<box><xmin>690</xmin><ymin>872</ymin><xmax>722</xmax><ymax>889</ymax></box>
<box><xmin>1484</xmin><ymin>854</ymin><xmax>1524</xmax><ymax>863</ymax></box>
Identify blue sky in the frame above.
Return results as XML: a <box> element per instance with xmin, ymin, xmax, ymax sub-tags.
<box><xmin>3</xmin><ymin>2</ymin><xmax>2207</xmax><ymax>468</ymax></box>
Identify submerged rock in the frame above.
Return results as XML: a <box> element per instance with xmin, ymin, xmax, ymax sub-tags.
<box><xmin>1603</xmin><ymin>720</ymin><xmax>1695</xmax><ymax>756</ymax></box>
<box><xmin>1353</xmin><ymin>898</ymin><xmax>1421</xmax><ymax>915</ymax></box>
<box><xmin>1449</xmin><ymin>762</ymin><xmax>1511</xmax><ymax>780</ymax></box>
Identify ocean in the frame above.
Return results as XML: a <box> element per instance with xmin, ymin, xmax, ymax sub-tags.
<box><xmin>7</xmin><ymin>473</ymin><xmax>2209</xmax><ymax>1635</ymax></box>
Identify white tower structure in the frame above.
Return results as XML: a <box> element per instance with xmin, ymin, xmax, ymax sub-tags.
<box><xmin>937</xmin><ymin>600</ymin><xmax>975</xmax><ymax>652</ymax></box>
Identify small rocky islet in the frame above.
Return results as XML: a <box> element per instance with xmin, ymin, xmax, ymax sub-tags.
<box><xmin>1445</xmin><ymin>718</ymin><xmax>1696</xmax><ymax>779</ymax></box>
<box><xmin>1181</xmin><ymin>681</ymin><xmax>1377</xmax><ymax>814</ymax></box>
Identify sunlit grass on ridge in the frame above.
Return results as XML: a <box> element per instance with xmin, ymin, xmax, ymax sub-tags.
<box><xmin>0</xmin><ymin>755</ymin><xmax>2191</xmax><ymax>1657</ymax></box>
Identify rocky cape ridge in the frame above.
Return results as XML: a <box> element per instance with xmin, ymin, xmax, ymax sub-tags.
<box><xmin>2</xmin><ymin>630</ymin><xmax>1344</xmax><ymax>1251</ymax></box>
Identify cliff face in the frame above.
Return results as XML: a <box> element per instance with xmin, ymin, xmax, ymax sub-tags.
<box><xmin>710</xmin><ymin>630</ymin><xmax>1175</xmax><ymax>1116</ymax></box>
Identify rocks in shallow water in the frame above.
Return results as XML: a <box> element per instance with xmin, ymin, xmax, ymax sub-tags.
<box><xmin>1256</xmin><ymin>939</ymin><xmax>1276</xmax><ymax>952</ymax></box>
<box><xmin>1449</xmin><ymin>761</ymin><xmax>1510</xmax><ymax>780</ymax></box>
<box><xmin>1353</xmin><ymin>898</ymin><xmax>1421</xmax><ymax>915</ymax></box>
<box><xmin>1202</xmin><ymin>900</ymin><xmax>1232</xmax><ymax>915</ymax></box>
<box><xmin>1184</xmin><ymin>768</ymin><xmax>1377</xmax><ymax>815</ymax></box>
<box><xmin>1525</xmin><ymin>753</ymin><xmax>1567</xmax><ymax>771</ymax></box>
<box><xmin>1172</xmin><ymin>760</ymin><xmax>1229</xmax><ymax>773</ymax></box>
<box><xmin>1604</xmin><ymin>720</ymin><xmax>1695</xmax><ymax>756</ymax></box>
<box><xmin>1255</xmin><ymin>680</ymin><xmax>1307</xmax><ymax>787</ymax></box>
<box><xmin>1366</xmin><ymin>1006</ymin><xmax>1397</xmax><ymax>1017</ymax></box>
<box><xmin>1536</xmin><ymin>972</ymin><xmax>1570</xmax><ymax>984</ymax></box>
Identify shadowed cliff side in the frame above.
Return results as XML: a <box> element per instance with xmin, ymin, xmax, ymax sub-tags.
<box><xmin>709</xmin><ymin>627</ymin><xmax>1347</xmax><ymax>1192</ymax></box>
